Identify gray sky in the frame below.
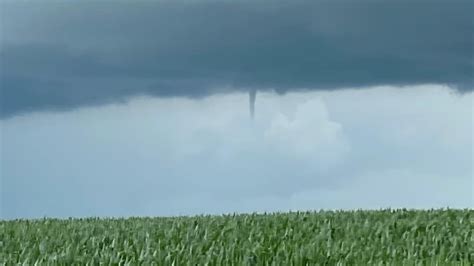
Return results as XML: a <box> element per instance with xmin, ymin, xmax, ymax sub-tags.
<box><xmin>1</xmin><ymin>0</ymin><xmax>472</xmax><ymax>118</ymax></box>
<box><xmin>1</xmin><ymin>86</ymin><xmax>472</xmax><ymax>218</ymax></box>
<box><xmin>0</xmin><ymin>0</ymin><xmax>473</xmax><ymax>218</ymax></box>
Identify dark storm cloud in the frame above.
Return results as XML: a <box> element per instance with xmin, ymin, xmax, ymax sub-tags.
<box><xmin>1</xmin><ymin>0</ymin><xmax>472</xmax><ymax>118</ymax></box>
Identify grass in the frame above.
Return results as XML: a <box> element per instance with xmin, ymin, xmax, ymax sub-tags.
<box><xmin>1</xmin><ymin>209</ymin><xmax>472</xmax><ymax>265</ymax></box>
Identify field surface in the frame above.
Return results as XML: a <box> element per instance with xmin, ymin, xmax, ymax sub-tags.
<box><xmin>1</xmin><ymin>209</ymin><xmax>472</xmax><ymax>265</ymax></box>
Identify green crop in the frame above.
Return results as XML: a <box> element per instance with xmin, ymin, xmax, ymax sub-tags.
<box><xmin>1</xmin><ymin>209</ymin><xmax>472</xmax><ymax>265</ymax></box>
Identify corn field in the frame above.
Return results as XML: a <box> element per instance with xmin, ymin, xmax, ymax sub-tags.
<box><xmin>1</xmin><ymin>209</ymin><xmax>472</xmax><ymax>265</ymax></box>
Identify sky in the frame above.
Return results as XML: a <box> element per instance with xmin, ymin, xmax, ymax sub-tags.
<box><xmin>1</xmin><ymin>0</ymin><xmax>473</xmax><ymax>219</ymax></box>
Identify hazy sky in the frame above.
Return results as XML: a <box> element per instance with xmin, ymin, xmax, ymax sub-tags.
<box><xmin>1</xmin><ymin>0</ymin><xmax>473</xmax><ymax>219</ymax></box>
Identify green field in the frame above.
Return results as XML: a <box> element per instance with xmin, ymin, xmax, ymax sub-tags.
<box><xmin>1</xmin><ymin>209</ymin><xmax>472</xmax><ymax>265</ymax></box>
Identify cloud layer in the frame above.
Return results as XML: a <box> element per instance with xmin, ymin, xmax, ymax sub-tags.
<box><xmin>1</xmin><ymin>0</ymin><xmax>472</xmax><ymax>118</ymax></box>
<box><xmin>2</xmin><ymin>85</ymin><xmax>472</xmax><ymax>218</ymax></box>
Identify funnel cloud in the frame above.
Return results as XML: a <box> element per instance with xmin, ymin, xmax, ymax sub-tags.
<box><xmin>249</xmin><ymin>89</ymin><xmax>257</xmax><ymax>119</ymax></box>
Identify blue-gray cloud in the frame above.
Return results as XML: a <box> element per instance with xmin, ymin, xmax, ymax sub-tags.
<box><xmin>1</xmin><ymin>0</ymin><xmax>472</xmax><ymax>118</ymax></box>
<box><xmin>2</xmin><ymin>86</ymin><xmax>472</xmax><ymax>218</ymax></box>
